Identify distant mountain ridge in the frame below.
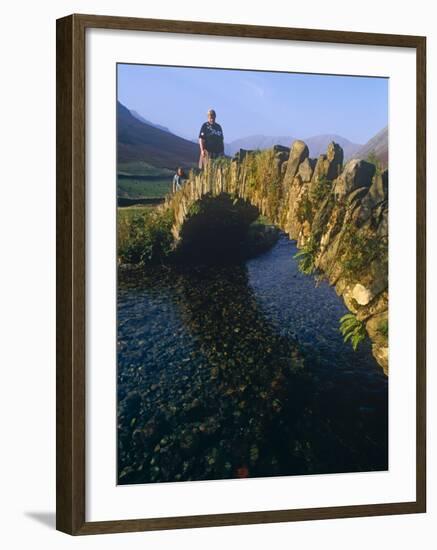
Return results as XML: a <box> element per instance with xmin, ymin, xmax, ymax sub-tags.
<box><xmin>305</xmin><ymin>134</ymin><xmax>362</xmax><ymax>160</ymax></box>
<box><xmin>354</xmin><ymin>126</ymin><xmax>388</xmax><ymax>168</ymax></box>
<box><xmin>225</xmin><ymin>134</ymin><xmax>362</xmax><ymax>159</ymax></box>
<box><xmin>130</xmin><ymin>109</ymin><xmax>172</xmax><ymax>134</ymax></box>
<box><xmin>118</xmin><ymin>101</ymin><xmax>387</xmax><ymax>171</ymax></box>
<box><xmin>224</xmin><ymin>135</ymin><xmax>296</xmax><ymax>156</ymax></box>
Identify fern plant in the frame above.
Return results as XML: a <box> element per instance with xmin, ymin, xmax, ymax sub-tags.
<box><xmin>293</xmin><ymin>237</ymin><xmax>319</xmax><ymax>275</ymax></box>
<box><xmin>339</xmin><ymin>313</ymin><xmax>367</xmax><ymax>351</ymax></box>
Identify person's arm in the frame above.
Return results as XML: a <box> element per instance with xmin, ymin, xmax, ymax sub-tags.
<box><xmin>198</xmin><ymin>123</ymin><xmax>207</xmax><ymax>155</ymax></box>
<box><xmin>199</xmin><ymin>137</ymin><xmax>206</xmax><ymax>155</ymax></box>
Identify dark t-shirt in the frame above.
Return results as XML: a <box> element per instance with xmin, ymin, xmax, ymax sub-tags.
<box><xmin>198</xmin><ymin>121</ymin><xmax>224</xmax><ymax>154</ymax></box>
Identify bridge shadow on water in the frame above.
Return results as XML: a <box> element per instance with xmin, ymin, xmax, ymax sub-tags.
<box><xmin>173</xmin><ymin>192</ymin><xmax>261</xmax><ymax>264</ymax></box>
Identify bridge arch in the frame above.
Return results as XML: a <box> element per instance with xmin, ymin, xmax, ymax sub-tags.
<box><xmin>161</xmin><ymin>141</ymin><xmax>388</xmax><ymax>373</ymax></box>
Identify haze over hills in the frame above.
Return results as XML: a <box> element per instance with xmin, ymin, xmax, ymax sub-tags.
<box><xmin>353</xmin><ymin>126</ymin><xmax>388</xmax><ymax>168</ymax></box>
<box><xmin>118</xmin><ymin>101</ymin><xmax>388</xmax><ymax>174</ymax></box>
<box><xmin>130</xmin><ymin>109</ymin><xmax>171</xmax><ymax>134</ymax></box>
<box><xmin>225</xmin><ymin>134</ymin><xmax>362</xmax><ymax>159</ymax></box>
<box><xmin>224</xmin><ymin>135</ymin><xmax>295</xmax><ymax>156</ymax></box>
<box><xmin>305</xmin><ymin>135</ymin><xmax>362</xmax><ymax>160</ymax></box>
<box><xmin>117</xmin><ymin>101</ymin><xmax>199</xmax><ymax>170</ymax></box>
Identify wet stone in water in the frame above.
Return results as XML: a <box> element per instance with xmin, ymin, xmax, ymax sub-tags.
<box><xmin>117</xmin><ymin>235</ymin><xmax>388</xmax><ymax>484</ymax></box>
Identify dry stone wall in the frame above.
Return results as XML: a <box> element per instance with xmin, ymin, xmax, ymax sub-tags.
<box><xmin>163</xmin><ymin>141</ymin><xmax>389</xmax><ymax>374</ymax></box>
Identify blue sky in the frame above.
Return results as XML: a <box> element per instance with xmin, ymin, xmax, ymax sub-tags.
<box><xmin>117</xmin><ymin>64</ymin><xmax>388</xmax><ymax>145</ymax></box>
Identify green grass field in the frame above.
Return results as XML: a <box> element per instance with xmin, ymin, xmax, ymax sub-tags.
<box><xmin>117</xmin><ymin>160</ymin><xmax>173</xmax><ymax>199</ymax></box>
<box><xmin>117</xmin><ymin>177</ymin><xmax>172</xmax><ymax>199</ymax></box>
<box><xmin>118</xmin><ymin>161</ymin><xmax>173</xmax><ymax>177</ymax></box>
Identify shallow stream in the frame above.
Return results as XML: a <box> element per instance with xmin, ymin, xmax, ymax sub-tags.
<box><xmin>117</xmin><ymin>234</ymin><xmax>388</xmax><ymax>484</ymax></box>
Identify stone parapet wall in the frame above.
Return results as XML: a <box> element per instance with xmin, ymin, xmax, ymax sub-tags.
<box><xmin>164</xmin><ymin>141</ymin><xmax>389</xmax><ymax>374</ymax></box>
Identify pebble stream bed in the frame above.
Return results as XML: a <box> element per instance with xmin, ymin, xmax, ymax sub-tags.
<box><xmin>117</xmin><ymin>234</ymin><xmax>388</xmax><ymax>484</ymax></box>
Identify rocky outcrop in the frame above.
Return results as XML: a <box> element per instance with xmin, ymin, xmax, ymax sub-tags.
<box><xmin>312</xmin><ymin>141</ymin><xmax>344</xmax><ymax>183</ymax></box>
<box><xmin>282</xmin><ymin>140</ymin><xmax>309</xmax><ymax>189</ymax></box>
<box><xmin>164</xmin><ymin>141</ymin><xmax>389</xmax><ymax>374</ymax></box>
<box><xmin>333</xmin><ymin>159</ymin><xmax>375</xmax><ymax>199</ymax></box>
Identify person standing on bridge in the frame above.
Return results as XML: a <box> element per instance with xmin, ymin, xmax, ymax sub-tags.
<box><xmin>198</xmin><ymin>108</ymin><xmax>225</xmax><ymax>170</ymax></box>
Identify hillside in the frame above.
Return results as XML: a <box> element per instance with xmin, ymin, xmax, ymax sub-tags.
<box><xmin>129</xmin><ymin>110</ymin><xmax>171</xmax><ymax>133</ymax></box>
<box><xmin>117</xmin><ymin>101</ymin><xmax>199</xmax><ymax>170</ymax></box>
<box><xmin>354</xmin><ymin>127</ymin><xmax>388</xmax><ymax>168</ymax></box>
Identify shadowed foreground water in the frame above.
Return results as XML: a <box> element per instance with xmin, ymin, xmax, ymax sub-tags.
<box><xmin>117</xmin><ymin>235</ymin><xmax>388</xmax><ymax>484</ymax></box>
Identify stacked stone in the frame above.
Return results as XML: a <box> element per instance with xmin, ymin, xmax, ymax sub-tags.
<box><xmin>166</xmin><ymin>141</ymin><xmax>389</xmax><ymax>374</ymax></box>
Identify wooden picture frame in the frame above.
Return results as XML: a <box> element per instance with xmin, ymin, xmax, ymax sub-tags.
<box><xmin>56</xmin><ymin>13</ymin><xmax>426</xmax><ymax>535</ymax></box>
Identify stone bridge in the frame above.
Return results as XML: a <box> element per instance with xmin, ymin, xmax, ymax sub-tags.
<box><xmin>162</xmin><ymin>141</ymin><xmax>389</xmax><ymax>374</ymax></box>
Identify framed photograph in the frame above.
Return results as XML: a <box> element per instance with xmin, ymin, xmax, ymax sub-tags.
<box><xmin>56</xmin><ymin>13</ymin><xmax>426</xmax><ymax>535</ymax></box>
